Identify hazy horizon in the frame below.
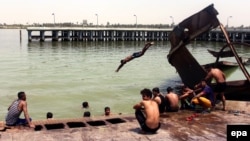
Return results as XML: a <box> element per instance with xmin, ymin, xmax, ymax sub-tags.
<box><xmin>0</xmin><ymin>0</ymin><xmax>249</xmax><ymax>27</ymax></box>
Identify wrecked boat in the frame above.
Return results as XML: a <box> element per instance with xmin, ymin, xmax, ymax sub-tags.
<box><xmin>207</xmin><ymin>44</ymin><xmax>250</xmax><ymax>68</ymax></box>
<box><xmin>202</xmin><ymin>60</ymin><xmax>238</xmax><ymax>72</ymax></box>
<box><xmin>205</xmin><ymin>49</ymin><xmax>250</xmax><ymax>71</ymax></box>
<box><xmin>203</xmin><ymin>49</ymin><xmax>250</xmax><ymax>72</ymax></box>
<box><xmin>207</xmin><ymin>49</ymin><xmax>234</xmax><ymax>58</ymax></box>
<box><xmin>167</xmin><ymin>4</ymin><xmax>250</xmax><ymax>101</ymax></box>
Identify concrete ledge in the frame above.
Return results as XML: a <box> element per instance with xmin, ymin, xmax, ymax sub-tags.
<box><xmin>1</xmin><ymin>116</ymin><xmax>129</xmax><ymax>132</ymax></box>
<box><xmin>1</xmin><ymin>101</ymin><xmax>250</xmax><ymax>141</ymax></box>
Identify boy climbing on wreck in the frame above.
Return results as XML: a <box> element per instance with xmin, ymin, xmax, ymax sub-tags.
<box><xmin>115</xmin><ymin>42</ymin><xmax>154</xmax><ymax>72</ymax></box>
<box><xmin>204</xmin><ymin>67</ymin><xmax>227</xmax><ymax>111</ymax></box>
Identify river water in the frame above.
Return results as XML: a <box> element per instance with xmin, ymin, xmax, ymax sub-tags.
<box><xmin>0</xmin><ymin>29</ymin><xmax>249</xmax><ymax>120</ymax></box>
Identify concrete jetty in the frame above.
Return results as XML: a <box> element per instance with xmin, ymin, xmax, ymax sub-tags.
<box><xmin>0</xmin><ymin>101</ymin><xmax>249</xmax><ymax>141</ymax></box>
<box><xmin>26</xmin><ymin>27</ymin><xmax>250</xmax><ymax>43</ymax></box>
<box><xmin>27</xmin><ymin>27</ymin><xmax>171</xmax><ymax>42</ymax></box>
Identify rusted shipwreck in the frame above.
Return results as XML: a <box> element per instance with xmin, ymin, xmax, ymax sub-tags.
<box><xmin>167</xmin><ymin>4</ymin><xmax>250</xmax><ymax>101</ymax></box>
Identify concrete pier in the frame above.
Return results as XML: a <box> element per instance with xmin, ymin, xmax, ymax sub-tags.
<box><xmin>0</xmin><ymin>101</ymin><xmax>250</xmax><ymax>141</ymax></box>
<box><xmin>27</xmin><ymin>27</ymin><xmax>171</xmax><ymax>42</ymax></box>
<box><xmin>27</xmin><ymin>27</ymin><xmax>250</xmax><ymax>43</ymax></box>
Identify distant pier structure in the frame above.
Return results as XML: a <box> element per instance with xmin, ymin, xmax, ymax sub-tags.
<box><xmin>27</xmin><ymin>27</ymin><xmax>171</xmax><ymax>42</ymax></box>
<box><xmin>27</xmin><ymin>27</ymin><xmax>250</xmax><ymax>42</ymax></box>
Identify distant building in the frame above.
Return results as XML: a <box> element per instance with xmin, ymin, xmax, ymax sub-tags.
<box><xmin>82</xmin><ymin>20</ymin><xmax>88</xmax><ymax>26</ymax></box>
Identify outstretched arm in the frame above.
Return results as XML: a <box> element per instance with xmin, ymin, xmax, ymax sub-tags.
<box><xmin>193</xmin><ymin>91</ymin><xmax>205</xmax><ymax>98</ymax></box>
<box><xmin>141</xmin><ymin>42</ymin><xmax>154</xmax><ymax>54</ymax></box>
<box><xmin>115</xmin><ymin>55</ymin><xmax>133</xmax><ymax>72</ymax></box>
<box><xmin>179</xmin><ymin>87</ymin><xmax>194</xmax><ymax>100</ymax></box>
<box><xmin>115</xmin><ymin>62</ymin><xmax>125</xmax><ymax>72</ymax></box>
<box><xmin>116</xmin><ymin>42</ymin><xmax>153</xmax><ymax>72</ymax></box>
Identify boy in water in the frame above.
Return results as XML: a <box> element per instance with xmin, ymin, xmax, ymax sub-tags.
<box><xmin>104</xmin><ymin>106</ymin><xmax>112</xmax><ymax>116</ymax></box>
<box><xmin>47</xmin><ymin>112</ymin><xmax>53</xmax><ymax>119</ymax></box>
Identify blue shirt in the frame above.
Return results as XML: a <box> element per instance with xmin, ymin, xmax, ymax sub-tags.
<box><xmin>203</xmin><ymin>85</ymin><xmax>215</xmax><ymax>106</ymax></box>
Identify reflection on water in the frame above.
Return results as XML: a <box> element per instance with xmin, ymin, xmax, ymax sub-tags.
<box><xmin>0</xmin><ymin>29</ymin><xmax>249</xmax><ymax>120</ymax></box>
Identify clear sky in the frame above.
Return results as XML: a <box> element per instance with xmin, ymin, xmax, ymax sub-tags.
<box><xmin>0</xmin><ymin>0</ymin><xmax>249</xmax><ymax>27</ymax></box>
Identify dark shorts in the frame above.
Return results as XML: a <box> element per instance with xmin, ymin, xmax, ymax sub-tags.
<box><xmin>166</xmin><ymin>107</ymin><xmax>179</xmax><ymax>112</ymax></box>
<box><xmin>214</xmin><ymin>82</ymin><xmax>227</xmax><ymax>93</ymax></box>
<box><xmin>141</xmin><ymin>122</ymin><xmax>161</xmax><ymax>133</ymax></box>
<box><xmin>135</xmin><ymin>110</ymin><xmax>161</xmax><ymax>133</ymax></box>
<box><xmin>6</xmin><ymin>118</ymin><xmax>32</xmax><ymax>126</ymax></box>
<box><xmin>132</xmin><ymin>52</ymin><xmax>142</xmax><ymax>58</ymax></box>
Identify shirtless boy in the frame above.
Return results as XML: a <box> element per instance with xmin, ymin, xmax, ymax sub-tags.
<box><xmin>133</xmin><ymin>88</ymin><xmax>161</xmax><ymax>133</ymax></box>
<box><xmin>205</xmin><ymin>67</ymin><xmax>226</xmax><ymax>111</ymax></box>
<box><xmin>165</xmin><ymin>87</ymin><xmax>179</xmax><ymax>112</ymax></box>
<box><xmin>115</xmin><ymin>42</ymin><xmax>154</xmax><ymax>72</ymax></box>
<box><xmin>152</xmin><ymin>87</ymin><xmax>166</xmax><ymax>113</ymax></box>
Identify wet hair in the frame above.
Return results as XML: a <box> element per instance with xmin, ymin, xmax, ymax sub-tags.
<box><xmin>104</xmin><ymin>107</ymin><xmax>111</xmax><ymax>116</ymax></box>
<box><xmin>82</xmin><ymin>101</ymin><xmax>89</xmax><ymax>108</ymax></box>
<box><xmin>152</xmin><ymin>87</ymin><xmax>160</xmax><ymax>93</ymax></box>
<box><xmin>17</xmin><ymin>91</ymin><xmax>25</xmax><ymax>99</ymax></box>
<box><xmin>167</xmin><ymin>87</ymin><xmax>173</xmax><ymax>93</ymax></box>
<box><xmin>83</xmin><ymin>111</ymin><xmax>91</xmax><ymax>117</ymax></box>
<box><xmin>104</xmin><ymin>106</ymin><xmax>110</xmax><ymax>111</ymax></box>
<box><xmin>47</xmin><ymin>112</ymin><xmax>53</xmax><ymax>119</ymax></box>
<box><xmin>140</xmin><ymin>88</ymin><xmax>152</xmax><ymax>98</ymax></box>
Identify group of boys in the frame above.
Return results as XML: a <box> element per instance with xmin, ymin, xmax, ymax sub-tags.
<box><xmin>152</xmin><ymin>87</ymin><xmax>180</xmax><ymax>113</ymax></box>
<box><xmin>116</xmin><ymin>42</ymin><xmax>227</xmax><ymax>134</ymax></box>
<box><xmin>82</xmin><ymin>101</ymin><xmax>112</xmax><ymax>117</ymax></box>
<box><xmin>5</xmin><ymin>42</ymin><xmax>227</xmax><ymax>135</ymax></box>
<box><xmin>179</xmin><ymin>67</ymin><xmax>227</xmax><ymax>112</ymax></box>
<box><xmin>133</xmin><ymin>67</ymin><xmax>227</xmax><ymax>134</ymax></box>
<box><xmin>133</xmin><ymin>86</ymin><xmax>180</xmax><ymax>134</ymax></box>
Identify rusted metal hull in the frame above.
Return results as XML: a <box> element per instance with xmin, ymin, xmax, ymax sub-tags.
<box><xmin>211</xmin><ymin>80</ymin><xmax>250</xmax><ymax>101</ymax></box>
<box><xmin>167</xmin><ymin>4</ymin><xmax>250</xmax><ymax>101</ymax></box>
<box><xmin>168</xmin><ymin>4</ymin><xmax>220</xmax><ymax>89</ymax></box>
<box><xmin>169</xmin><ymin>46</ymin><xmax>207</xmax><ymax>88</ymax></box>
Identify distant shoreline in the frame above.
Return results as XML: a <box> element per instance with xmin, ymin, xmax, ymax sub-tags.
<box><xmin>1</xmin><ymin>23</ymin><xmax>250</xmax><ymax>30</ymax></box>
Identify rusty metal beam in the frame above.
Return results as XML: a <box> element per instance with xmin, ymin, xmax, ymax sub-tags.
<box><xmin>219</xmin><ymin>23</ymin><xmax>250</xmax><ymax>82</ymax></box>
